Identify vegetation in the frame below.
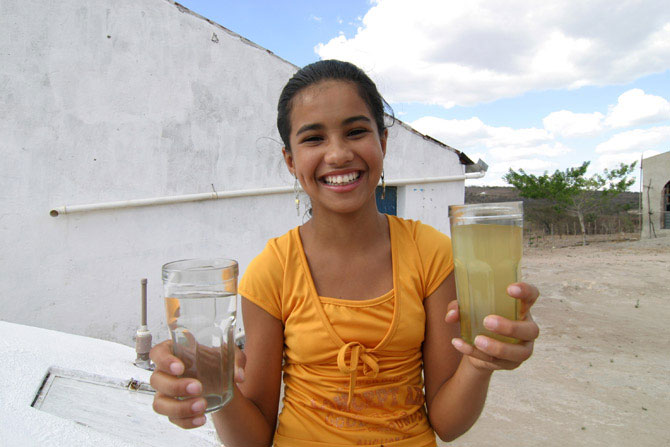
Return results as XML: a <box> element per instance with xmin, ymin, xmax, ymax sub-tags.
<box><xmin>503</xmin><ymin>161</ymin><xmax>638</xmax><ymax>245</ymax></box>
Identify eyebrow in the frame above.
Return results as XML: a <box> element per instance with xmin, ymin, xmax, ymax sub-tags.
<box><xmin>295</xmin><ymin>115</ymin><xmax>372</xmax><ymax>136</ymax></box>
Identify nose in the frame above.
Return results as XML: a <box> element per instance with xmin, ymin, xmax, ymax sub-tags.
<box><xmin>324</xmin><ymin>138</ymin><xmax>354</xmax><ymax>166</ymax></box>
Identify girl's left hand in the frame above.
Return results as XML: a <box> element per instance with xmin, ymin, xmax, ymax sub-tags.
<box><xmin>445</xmin><ymin>282</ymin><xmax>540</xmax><ymax>372</ymax></box>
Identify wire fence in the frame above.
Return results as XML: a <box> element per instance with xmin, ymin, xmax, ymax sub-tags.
<box><xmin>523</xmin><ymin>212</ymin><xmax>641</xmax><ymax>248</ymax></box>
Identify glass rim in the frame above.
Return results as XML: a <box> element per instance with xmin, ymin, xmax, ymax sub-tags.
<box><xmin>448</xmin><ymin>201</ymin><xmax>523</xmax><ymax>220</ymax></box>
<box><xmin>162</xmin><ymin>258</ymin><xmax>238</xmax><ymax>273</ymax></box>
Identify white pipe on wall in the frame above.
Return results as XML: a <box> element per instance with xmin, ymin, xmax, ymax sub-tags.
<box><xmin>49</xmin><ymin>172</ymin><xmax>486</xmax><ymax>216</ymax></box>
<box><xmin>386</xmin><ymin>172</ymin><xmax>485</xmax><ymax>187</ymax></box>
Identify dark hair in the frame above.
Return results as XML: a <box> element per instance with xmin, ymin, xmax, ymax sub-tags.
<box><xmin>277</xmin><ymin>60</ymin><xmax>393</xmax><ymax>152</ymax></box>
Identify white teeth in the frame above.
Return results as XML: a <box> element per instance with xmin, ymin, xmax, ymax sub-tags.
<box><xmin>324</xmin><ymin>172</ymin><xmax>360</xmax><ymax>185</ymax></box>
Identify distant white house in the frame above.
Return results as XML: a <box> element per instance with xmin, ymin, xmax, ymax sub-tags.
<box><xmin>641</xmin><ymin>151</ymin><xmax>670</xmax><ymax>238</ymax></box>
<box><xmin>0</xmin><ymin>0</ymin><xmax>484</xmax><ymax>346</ymax></box>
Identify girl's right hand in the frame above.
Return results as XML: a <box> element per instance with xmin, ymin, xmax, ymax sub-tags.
<box><xmin>149</xmin><ymin>340</ymin><xmax>247</xmax><ymax>429</ymax></box>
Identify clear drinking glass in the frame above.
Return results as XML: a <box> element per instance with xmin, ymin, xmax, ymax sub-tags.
<box><xmin>448</xmin><ymin>202</ymin><xmax>523</xmax><ymax>345</ymax></box>
<box><xmin>162</xmin><ymin>258</ymin><xmax>238</xmax><ymax>412</ymax></box>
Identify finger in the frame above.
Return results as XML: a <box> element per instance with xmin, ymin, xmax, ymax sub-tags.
<box><xmin>168</xmin><ymin>415</ymin><xmax>208</xmax><ymax>430</ymax></box>
<box><xmin>152</xmin><ymin>391</ymin><xmax>208</xmax><ymax>423</ymax></box>
<box><xmin>474</xmin><ymin>335</ymin><xmax>534</xmax><ymax>366</ymax></box>
<box><xmin>483</xmin><ymin>315</ymin><xmax>540</xmax><ymax>342</ymax></box>
<box><xmin>451</xmin><ymin>338</ymin><xmax>495</xmax><ymax>364</ymax></box>
<box><xmin>150</xmin><ymin>340</ymin><xmax>185</xmax><ymax>376</ymax></box>
<box><xmin>444</xmin><ymin>300</ymin><xmax>459</xmax><ymax>323</ymax></box>
<box><xmin>507</xmin><ymin>282</ymin><xmax>539</xmax><ymax>304</ymax></box>
<box><xmin>451</xmin><ymin>338</ymin><xmax>517</xmax><ymax>371</ymax></box>
<box><xmin>234</xmin><ymin>346</ymin><xmax>247</xmax><ymax>383</ymax></box>
<box><xmin>508</xmin><ymin>282</ymin><xmax>540</xmax><ymax>318</ymax></box>
<box><xmin>150</xmin><ymin>370</ymin><xmax>203</xmax><ymax>398</ymax></box>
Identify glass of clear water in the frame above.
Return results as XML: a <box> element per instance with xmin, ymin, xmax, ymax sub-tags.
<box><xmin>162</xmin><ymin>258</ymin><xmax>238</xmax><ymax>412</ymax></box>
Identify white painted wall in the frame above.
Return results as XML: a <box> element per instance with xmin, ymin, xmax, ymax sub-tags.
<box><xmin>0</xmin><ymin>0</ymin><xmax>470</xmax><ymax>345</ymax></box>
<box><xmin>386</xmin><ymin>122</ymin><xmax>464</xmax><ymax>235</ymax></box>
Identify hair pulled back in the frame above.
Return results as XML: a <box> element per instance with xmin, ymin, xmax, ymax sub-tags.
<box><xmin>277</xmin><ymin>60</ymin><xmax>392</xmax><ymax>152</ymax></box>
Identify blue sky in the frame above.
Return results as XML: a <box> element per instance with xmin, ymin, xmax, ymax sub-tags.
<box><xmin>177</xmin><ymin>0</ymin><xmax>670</xmax><ymax>189</ymax></box>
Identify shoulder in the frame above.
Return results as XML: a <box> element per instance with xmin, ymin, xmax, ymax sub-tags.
<box><xmin>388</xmin><ymin>215</ymin><xmax>453</xmax><ymax>298</ymax></box>
<box><xmin>239</xmin><ymin>227</ymin><xmax>300</xmax><ymax>321</ymax></box>
<box><xmin>246</xmin><ymin>227</ymin><xmax>296</xmax><ymax>272</ymax></box>
<box><xmin>388</xmin><ymin>215</ymin><xmax>451</xmax><ymax>250</ymax></box>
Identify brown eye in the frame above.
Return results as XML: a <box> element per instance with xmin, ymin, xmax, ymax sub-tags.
<box><xmin>302</xmin><ymin>135</ymin><xmax>323</xmax><ymax>144</ymax></box>
<box><xmin>348</xmin><ymin>128</ymin><xmax>369</xmax><ymax>137</ymax></box>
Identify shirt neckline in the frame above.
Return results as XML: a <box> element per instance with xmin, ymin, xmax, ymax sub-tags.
<box><xmin>292</xmin><ymin>214</ymin><xmax>401</xmax><ymax>352</ymax></box>
<box><xmin>319</xmin><ymin>288</ymin><xmax>394</xmax><ymax>307</ymax></box>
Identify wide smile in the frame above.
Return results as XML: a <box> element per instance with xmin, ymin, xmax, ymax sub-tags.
<box><xmin>320</xmin><ymin>171</ymin><xmax>362</xmax><ymax>186</ymax></box>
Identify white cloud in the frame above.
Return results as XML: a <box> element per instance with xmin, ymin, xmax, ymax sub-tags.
<box><xmin>410</xmin><ymin>116</ymin><xmax>569</xmax><ymax>161</ymax></box>
<box><xmin>410</xmin><ymin>116</ymin><xmax>488</xmax><ymax>148</ymax></box>
<box><xmin>488</xmin><ymin>143</ymin><xmax>569</xmax><ymax>161</ymax></box>
<box><xmin>502</xmin><ymin>159</ymin><xmax>554</xmax><ymax>172</ymax></box>
<box><xmin>485</xmin><ymin>126</ymin><xmax>554</xmax><ymax>149</ymax></box>
<box><xmin>543</xmin><ymin>110</ymin><xmax>604</xmax><ymax>138</ymax></box>
<box><xmin>470</xmin><ymin>159</ymin><xmax>556</xmax><ymax>187</ymax></box>
<box><xmin>595</xmin><ymin>126</ymin><xmax>670</xmax><ymax>153</ymax></box>
<box><xmin>409</xmin><ymin>115</ymin><xmax>570</xmax><ymax>186</ymax></box>
<box><xmin>594</xmin><ymin>151</ymin><xmax>647</xmax><ymax>173</ymax></box>
<box><xmin>316</xmin><ymin>0</ymin><xmax>670</xmax><ymax>107</ymax></box>
<box><xmin>541</xmin><ymin>88</ymin><xmax>670</xmax><ymax>139</ymax></box>
<box><xmin>604</xmin><ymin>89</ymin><xmax>670</xmax><ymax>128</ymax></box>
<box><xmin>309</xmin><ymin>15</ymin><xmax>322</xmax><ymax>22</ymax></box>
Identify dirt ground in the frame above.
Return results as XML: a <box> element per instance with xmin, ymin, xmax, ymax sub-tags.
<box><xmin>442</xmin><ymin>235</ymin><xmax>670</xmax><ymax>447</ymax></box>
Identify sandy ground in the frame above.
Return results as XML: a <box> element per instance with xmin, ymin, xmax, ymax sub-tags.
<box><xmin>442</xmin><ymin>235</ymin><xmax>670</xmax><ymax>447</ymax></box>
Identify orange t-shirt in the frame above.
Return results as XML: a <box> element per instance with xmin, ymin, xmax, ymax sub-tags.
<box><xmin>239</xmin><ymin>215</ymin><xmax>453</xmax><ymax>447</ymax></box>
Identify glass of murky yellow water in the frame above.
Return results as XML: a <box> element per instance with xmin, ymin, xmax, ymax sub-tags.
<box><xmin>448</xmin><ymin>202</ymin><xmax>523</xmax><ymax>345</ymax></box>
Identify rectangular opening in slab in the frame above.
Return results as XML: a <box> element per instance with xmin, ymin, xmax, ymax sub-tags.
<box><xmin>32</xmin><ymin>367</ymin><xmax>219</xmax><ymax>447</ymax></box>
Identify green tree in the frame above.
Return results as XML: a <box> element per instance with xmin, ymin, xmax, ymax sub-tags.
<box><xmin>503</xmin><ymin>161</ymin><xmax>637</xmax><ymax>245</ymax></box>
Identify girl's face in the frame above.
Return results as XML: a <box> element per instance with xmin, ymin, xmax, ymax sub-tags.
<box><xmin>283</xmin><ymin>80</ymin><xmax>387</xmax><ymax>217</ymax></box>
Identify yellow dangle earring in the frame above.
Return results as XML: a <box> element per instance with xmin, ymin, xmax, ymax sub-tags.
<box><xmin>294</xmin><ymin>176</ymin><xmax>300</xmax><ymax>217</ymax></box>
<box><xmin>381</xmin><ymin>170</ymin><xmax>386</xmax><ymax>200</ymax></box>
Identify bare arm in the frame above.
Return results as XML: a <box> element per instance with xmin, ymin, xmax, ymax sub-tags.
<box><xmin>422</xmin><ymin>272</ymin><xmax>492</xmax><ymax>441</ymax></box>
<box><xmin>422</xmin><ymin>274</ymin><xmax>540</xmax><ymax>442</ymax></box>
<box><xmin>150</xmin><ymin>297</ymin><xmax>283</xmax><ymax>447</ymax></box>
<box><xmin>211</xmin><ymin>297</ymin><xmax>284</xmax><ymax>446</ymax></box>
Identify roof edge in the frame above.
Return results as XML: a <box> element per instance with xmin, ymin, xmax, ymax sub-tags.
<box><xmin>168</xmin><ymin>1</ymin><xmax>300</xmax><ymax>70</ymax></box>
<box><xmin>391</xmin><ymin>117</ymin><xmax>476</xmax><ymax>166</ymax></box>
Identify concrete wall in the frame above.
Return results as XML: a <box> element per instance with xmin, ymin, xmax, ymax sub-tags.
<box><xmin>641</xmin><ymin>151</ymin><xmax>670</xmax><ymax>238</ymax></box>
<box><xmin>0</xmin><ymin>0</ymin><xmax>467</xmax><ymax>345</ymax></box>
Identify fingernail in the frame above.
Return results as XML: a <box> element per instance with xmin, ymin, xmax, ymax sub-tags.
<box><xmin>169</xmin><ymin>362</ymin><xmax>184</xmax><ymax>375</ymax></box>
<box><xmin>446</xmin><ymin>310</ymin><xmax>456</xmax><ymax>319</ymax></box>
<box><xmin>508</xmin><ymin>285</ymin><xmax>522</xmax><ymax>296</ymax></box>
<box><xmin>475</xmin><ymin>336</ymin><xmax>489</xmax><ymax>349</ymax></box>
<box><xmin>483</xmin><ymin>316</ymin><xmax>498</xmax><ymax>330</ymax></box>
<box><xmin>186</xmin><ymin>382</ymin><xmax>202</xmax><ymax>395</ymax></box>
<box><xmin>192</xmin><ymin>416</ymin><xmax>206</xmax><ymax>427</ymax></box>
<box><xmin>191</xmin><ymin>399</ymin><xmax>206</xmax><ymax>413</ymax></box>
<box><xmin>451</xmin><ymin>338</ymin><xmax>463</xmax><ymax>349</ymax></box>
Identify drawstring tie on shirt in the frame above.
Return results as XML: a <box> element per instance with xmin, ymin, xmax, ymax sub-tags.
<box><xmin>336</xmin><ymin>341</ymin><xmax>379</xmax><ymax>409</ymax></box>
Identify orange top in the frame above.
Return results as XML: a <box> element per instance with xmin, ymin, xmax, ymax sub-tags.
<box><xmin>239</xmin><ymin>215</ymin><xmax>453</xmax><ymax>447</ymax></box>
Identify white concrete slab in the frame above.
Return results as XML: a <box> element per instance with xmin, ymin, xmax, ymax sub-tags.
<box><xmin>0</xmin><ymin>321</ymin><xmax>221</xmax><ymax>446</ymax></box>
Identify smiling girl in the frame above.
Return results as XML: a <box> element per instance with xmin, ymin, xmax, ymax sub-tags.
<box><xmin>150</xmin><ymin>60</ymin><xmax>540</xmax><ymax>447</ymax></box>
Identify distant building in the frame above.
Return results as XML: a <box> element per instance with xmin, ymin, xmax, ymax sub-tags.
<box><xmin>641</xmin><ymin>151</ymin><xmax>670</xmax><ymax>238</ymax></box>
